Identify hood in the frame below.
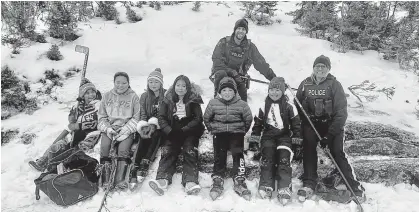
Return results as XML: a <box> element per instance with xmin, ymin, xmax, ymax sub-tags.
<box><xmin>165</xmin><ymin>81</ymin><xmax>203</xmax><ymax>105</ymax></box>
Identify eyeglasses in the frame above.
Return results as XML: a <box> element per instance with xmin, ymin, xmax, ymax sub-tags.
<box><xmin>314</xmin><ymin>64</ymin><xmax>328</xmax><ymax>69</ymax></box>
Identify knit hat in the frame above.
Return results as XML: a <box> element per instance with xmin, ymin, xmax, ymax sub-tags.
<box><xmin>114</xmin><ymin>72</ymin><xmax>130</xmax><ymax>83</ymax></box>
<box><xmin>313</xmin><ymin>55</ymin><xmax>331</xmax><ymax>70</ymax></box>
<box><xmin>218</xmin><ymin>77</ymin><xmax>237</xmax><ymax>94</ymax></box>
<box><xmin>148</xmin><ymin>68</ymin><xmax>163</xmax><ymax>85</ymax></box>
<box><xmin>79</xmin><ymin>78</ymin><xmax>97</xmax><ymax>98</ymax></box>
<box><xmin>234</xmin><ymin>18</ymin><xmax>249</xmax><ymax>33</ymax></box>
<box><xmin>268</xmin><ymin>77</ymin><xmax>286</xmax><ymax>93</ymax></box>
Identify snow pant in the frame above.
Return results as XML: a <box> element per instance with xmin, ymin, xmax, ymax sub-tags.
<box><xmin>38</xmin><ymin>129</ymin><xmax>88</xmax><ymax>164</ymax></box>
<box><xmin>301</xmin><ymin>121</ymin><xmax>362</xmax><ymax>191</ymax></box>
<box><xmin>212</xmin><ymin>133</ymin><xmax>246</xmax><ymax>179</ymax></box>
<box><xmin>131</xmin><ymin>130</ymin><xmax>162</xmax><ymax>178</ymax></box>
<box><xmin>214</xmin><ymin>70</ymin><xmax>248</xmax><ymax>102</ymax></box>
<box><xmin>100</xmin><ymin>133</ymin><xmax>134</xmax><ymax>159</ymax></box>
<box><xmin>259</xmin><ymin>127</ymin><xmax>293</xmax><ymax>190</ymax></box>
<box><xmin>155</xmin><ymin>133</ymin><xmax>200</xmax><ymax>186</ymax></box>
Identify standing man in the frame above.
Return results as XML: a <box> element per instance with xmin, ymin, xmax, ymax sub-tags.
<box><xmin>211</xmin><ymin>18</ymin><xmax>276</xmax><ymax>102</ymax></box>
<box><xmin>295</xmin><ymin>55</ymin><xmax>366</xmax><ymax>202</ymax></box>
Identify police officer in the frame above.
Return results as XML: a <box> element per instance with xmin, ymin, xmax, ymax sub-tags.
<box><xmin>211</xmin><ymin>18</ymin><xmax>276</xmax><ymax>102</ymax></box>
<box><xmin>295</xmin><ymin>55</ymin><xmax>365</xmax><ymax>202</ymax></box>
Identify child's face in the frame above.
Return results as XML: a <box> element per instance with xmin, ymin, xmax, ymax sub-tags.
<box><xmin>114</xmin><ymin>76</ymin><xmax>129</xmax><ymax>94</ymax></box>
<box><xmin>83</xmin><ymin>89</ymin><xmax>96</xmax><ymax>104</ymax></box>
<box><xmin>148</xmin><ymin>79</ymin><xmax>161</xmax><ymax>92</ymax></box>
<box><xmin>220</xmin><ymin>87</ymin><xmax>235</xmax><ymax>101</ymax></box>
<box><xmin>175</xmin><ymin>79</ymin><xmax>187</xmax><ymax>96</ymax></box>
<box><xmin>268</xmin><ymin>88</ymin><xmax>283</xmax><ymax>101</ymax></box>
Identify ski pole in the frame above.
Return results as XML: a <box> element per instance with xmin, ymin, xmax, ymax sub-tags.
<box><xmin>286</xmin><ymin>83</ymin><xmax>364</xmax><ymax>212</ymax></box>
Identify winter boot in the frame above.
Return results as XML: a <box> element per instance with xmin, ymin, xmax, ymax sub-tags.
<box><xmin>28</xmin><ymin>158</ymin><xmax>47</xmax><ymax>172</ymax></box>
<box><xmin>322</xmin><ymin>168</ymin><xmax>343</xmax><ymax>189</ymax></box>
<box><xmin>277</xmin><ymin>187</ymin><xmax>292</xmax><ymax>205</ymax></box>
<box><xmin>114</xmin><ymin>158</ymin><xmax>129</xmax><ymax>190</ymax></box>
<box><xmin>129</xmin><ymin>165</ymin><xmax>139</xmax><ymax>191</ymax></box>
<box><xmin>297</xmin><ymin>186</ymin><xmax>314</xmax><ymax>202</ymax></box>
<box><xmin>149</xmin><ymin>179</ymin><xmax>168</xmax><ymax>196</ymax></box>
<box><xmin>315</xmin><ymin>183</ymin><xmax>351</xmax><ymax>203</ymax></box>
<box><xmin>258</xmin><ymin>186</ymin><xmax>273</xmax><ymax>199</ymax></box>
<box><xmin>137</xmin><ymin>159</ymin><xmax>150</xmax><ymax>183</ymax></box>
<box><xmin>233</xmin><ymin>176</ymin><xmax>251</xmax><ymax>201</ymax></box>
<box><xmin>185</xmin><ymin>182</ymin><xmax>201</xmax><ymax>195</ymax></box>
<box><xmin>352</xmin><ymin>184</ymin><xmax>366</xmax><ymax>203</ymax></box>
<box><xmin>101</xmin><ymin>162</ymin><xmax>113</xmax><ymax>189</ymax></box>
<box><xmin>210</xmin><ymin>176</ymin><xmax>224</xmax><ymax>201</ymax></box>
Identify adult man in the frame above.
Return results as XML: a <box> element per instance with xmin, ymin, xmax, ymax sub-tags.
<box><xmin>211</xmin><ymin>18</ymin><xmax>276</xmax><ymax>102</ymax></box>
<box><xmin>295</xmin><ymin>55</ymin><xmax>365</xmax><ymax>202</ymax></box>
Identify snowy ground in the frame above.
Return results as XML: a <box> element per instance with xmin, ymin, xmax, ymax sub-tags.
<box><xmin>2</xmin><ymin>2</ymin><xmax>419</xmax><ymax>212</ymax></box>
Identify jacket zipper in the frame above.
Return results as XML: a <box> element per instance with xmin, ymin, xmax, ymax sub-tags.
<box><xmin>226</xmin><ymin>104</ymin><xmax>229</xmax><ymax>132</ymax></box>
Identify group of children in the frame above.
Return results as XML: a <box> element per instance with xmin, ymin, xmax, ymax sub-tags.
<box><xmin>29</xmin><ymin>54</ymin><xmax>365</xmax><ymax>205</ymax></box>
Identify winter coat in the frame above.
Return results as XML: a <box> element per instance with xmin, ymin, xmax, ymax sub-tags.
<box><xmin>252</xmin><ymin>95</ymin><xmax>301</xmax><ymax>137</ymax></box>
<box><xmin>67</xmin><ymin>99</ymin><xmax>101</xmax><ymax>134</ymax></box>
<box><xmin>98</xmin><ymin>88</ymin><xmax>140</xmax><ymax>134</ymax></box>
<box><xmin>211</xmin><ymin>35</ymin><xmax>276</xmax><ymax>81</ymax></box>
<box><xmin>295</xmin><ymin>73</ymin><xmax>347</xmax><ymax>139</ymax></box>
<box><xmin>204</xmin><ymin>78</ymin><xmax>252</xmax><ymax>134</ymax></box>
<box><xmin>137</xmin><ymin>87</ymin><xmax>166</xmax><ymax>130</ymax></box>
<box><xmin>158</xmin><ymin>83</ymin><xmax>205</xmax><ymax>136</ymax></box>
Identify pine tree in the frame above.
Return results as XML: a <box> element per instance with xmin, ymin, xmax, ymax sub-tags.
<box><xmin>46</xmin><ymin>2</ymin><xmax>78</xmax><ymax>41</ymax></box>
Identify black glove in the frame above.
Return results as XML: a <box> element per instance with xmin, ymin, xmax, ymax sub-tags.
<box><xmin>320</xmin><ymin>137</ymin><xmax>330</xmax><ymax>149</ymax></box>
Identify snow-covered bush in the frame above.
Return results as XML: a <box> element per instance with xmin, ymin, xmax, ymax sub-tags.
<box><xmin>96</xmin><ymin>1</ymin><xmax>118</xmax><ymax>20</ymax></box>
<box><xmin>1</xmin><ymin>66</ymin><xmax>38</xmax><ymax>120</ymax></box>
<box><xmin>46</xmin><ymin>2</ymin><xmax>79</xmax><ymax>41</ymax></box>
<box><xmin>126</xmin><ymin>6</ymin><xmax>142</xmax><ymax>22</ymax></box>
<box><xmin>155</xmin><ymin>2</ymin><xmax>162</xmax><ymax>11</ymax></box>
<box><xmin>46</xmin><ymin>44</ymin><xmax>63</xmax><ymax>61</ymax></box>
<box><xmin>242</xmin><ymin>1</ymin><xmax>278</xmax><ymax>26</ymax></box>
<box><xmin>21</xmin><ymin>133</ymin><xmax>36</xmax><ymax>145</ymax></box>
<box><xmin>1</xmin><ymin>129</ymin><xmax>19</xmax><ymax>146</ymax></box>
<box><xmin>192</xmin><ymin>1</ymin><xmax>201</xmax><ymax>12</ymax></box>
<box><xmin>63</xmin><ymin>67</ymin><xmax>82</xmax><ymax>78</ymax></box>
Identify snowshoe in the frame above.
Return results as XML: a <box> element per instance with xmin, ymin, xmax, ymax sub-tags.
<box><xmin>258</xmin><ymin>186</ymin><xmax>273</xmax><ymax>199</ymax></box>
<box><xmin>185</xmin><ymin>182</ymin><xmax>201</xmax><ymax>195</ymax></box>
<box><xmin>297</xmin><ymin>187</ymin><xmax>314</xmax><ymax>203</ymax></box>
<box><xmin>233</xmin><ymin>177</ymin><xmax>251</xmax><ymax>201</ymax></box>
<box><xmin>210</xmin><ymin>177</ymin><xmax>224</xmax><ymax>201</ymax></box>
<box><xmin>277</xmin><ymin>187</ymin><xmax>292</xmax><ymax>205</ymax></box>
<box><xmin>149</xmin><ymin>179</ymin><xmax>168</xmax><ymax>196</ymax></box>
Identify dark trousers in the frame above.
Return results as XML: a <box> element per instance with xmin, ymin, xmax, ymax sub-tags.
<box><xmin>133</xmin><ymin>130</ymin><xmax>162</xmax><ymax>166</ymax></box>
<box><xmin>212</xmin><ymin>133</ymin><xmax>245</xmax><ymax>179</ymax></box>
<box><xmin>259</xmin><ymin>127</ymin><xmax>292</xmax><ymax>189</ymax></box>
<box><xmin>214</xmin><ymin>70</ymin><xmax>248</xmax><ymax>102</ymax></box>
<box><xmin>302</xmin><ymin>122</ymin><xmax>361</xmax><ymax>191</ymax></box>
<box><xmin>156</xmin><ymin>133</ymin><xmax>200</xmax><ymax>186</ymax></box>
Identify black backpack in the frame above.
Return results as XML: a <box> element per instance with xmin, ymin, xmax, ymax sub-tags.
<box><xmin>34</xmin><ymin>148</ymin><xmax>99</xmax><ymax>206</ymax></box>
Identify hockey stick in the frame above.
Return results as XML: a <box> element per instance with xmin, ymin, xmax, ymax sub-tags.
<box><xmin>287</xmin><ymin>84</ymin><xmax>364</xmax><ymax>212</ymax></box>
<box><xmin>98</xmin><ymin>139</ymin><xmax>118</xmax><ymax>212</ymax></box>
<box><xmin>75</xmin><ymin>45</ymin><xmax>90</xmax><ymax>84</ymax></box>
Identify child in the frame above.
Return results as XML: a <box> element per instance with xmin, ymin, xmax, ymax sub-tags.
<box><xmin>29</xmin><ymin>78</ymin><xmax>101</xmax><ymax>171</ymax></box>
<box><xmin>98</xmin><ymin>72</ymin><xmax>140</xmax><ymax>190</ymax></box>
<box><xmin>249</xmin><ymin>77</ymin><xmax>301</xmax><ymax>205</ymax></box>
<box><xmin>129</xmin><ymin>68</ymin><xmax>166</xmax><ymax>189</ymax></box>
<box><xmin>148</xmin><ymin>75</ymin><xmax>205</xmax><ymax>196</ymax></box>
<box><xmin>203</xmin><ymin>76</ymin><xmax>253</xmax><ymax>201</ymax></box>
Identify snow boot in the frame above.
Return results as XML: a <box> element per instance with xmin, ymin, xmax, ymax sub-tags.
<box><xmin>149</xmin><ymin>179</ymin><xmax>168</xmax><ymax>196</ymax></box>
<box><xmin>28</xmin><ymin>158</ymin><xmax>47</xmax><ymax>172</ymax></box>
<box><xmin>185</xmin><ymin>182</ymin><xmax>201</xmax><ymax>195</ymax></box>
<box><xmin>315</xmin><ymin>183</ymin><xmax>352</xmax><ymax>203</ymax></box>
<box><xmin>277</xmin><ymin>187</ymin><xmax>292</xmax><ymax>205</ymax></box>
<box><xmin>233</xmin><ymin>176</ymin><xmax>251</xmax><ymax>201</ymax></box>
<box><xmin>352</xmin><ymin>185</ymin><xmax>367</xmax><ymax>203</ymax></box>
<box><xmin>129</xmin><ymin>165</ymin><xmax>139</xmax><ymax>191</ymax></box>
<box><xmin>297</xmin><ymin>186</ymin><xmax>314</xmax><ymax>202</ymax></box>
<box><xmin>129</xmin><ymin>159</ymin><xmax>150</xmax><ymax>191</ymax></box>
<box><xmin>258</xmin><ymin>186</ymin><xmax>273</xmax><ymax>199</ymax></box>
<box><xmin>322</xmin><ymin>168</ymin><xmax>343</xmax><ymax>189</ymax></box>
<box><xmin>210</xmin><ymin>176</ymin><xmax>224</xmax><ymax>201</ymax></box>
<box><xmin>100</xmin><ymin>157</ymin><xmax>113</xmax><ymax>188</ymax></box>
<box><xmin>114</xmin><ymin>158</ymin><xmax>129</xmax><ymax>190</ymax></box>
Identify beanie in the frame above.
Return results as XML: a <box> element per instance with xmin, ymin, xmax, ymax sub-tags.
<box><xmin>218</xmin><ymin>77</ymin><xmax>237</xmax><ymax>94</ymax></box>
<box><xmin>234</xmin><ymin>18</ymin><xmax>249</xmax><ymax>33</ymax></box>
<box><xmin>79</xmin><ymin>78</ymin><xmax>97</xmax><ymax>98</ymax></box>
<box><xmin>313</xmin><ymin>55</ymin><xmax>331</xmax><ymax>70</ymax></box>
<box><xmin>268</xmin><ymin>77</ymin><xmax>286</xmax><ymax>93</ymax></box>
<box><xmin>148</xmin><ymin>68</ymin><xmax>163</xmax><ymax>85</ymax></box>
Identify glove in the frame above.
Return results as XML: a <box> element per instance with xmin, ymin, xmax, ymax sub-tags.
<box><xmin>138</xmin><ymin>124</ymin><xmax>151</xmax><ymax>139</ymax></box>
<box><xmin>320</xmin><ymin>137</ymin><xmax>330</xmax><ymax>149</ymax></box>
<box><xmin>106</xmin><ymin>127</ymin><xmax>118</xmax><ymax>140</ymax></box>
<box><xmin>68</xmin><ymin>123</ymin><xmax>80</xmax><ymax>131</ymax></box>
<box><xmin>115</xmin><ymin>126</ymin><xmax>130</xmax><ymax>142</ymax></box>
<box><xmin>248</xmin><ymin>135</ymin><xmax>260</xmax><ymax>152</ymax></box>
<box><xmin>78</xmin><ymin>131</ymin><xmax>101</xmax><ymax>151</ymax></box>
<box><xmin>147</xmin><ymin>124</ymin><xmax>157</xmax><ymax>138</ymax></box>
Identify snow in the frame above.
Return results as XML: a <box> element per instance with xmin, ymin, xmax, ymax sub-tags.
<box><xmin>1</xmin><ymin>2</ymin><xmax>419</xmax><ymax>212</ymax></box>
